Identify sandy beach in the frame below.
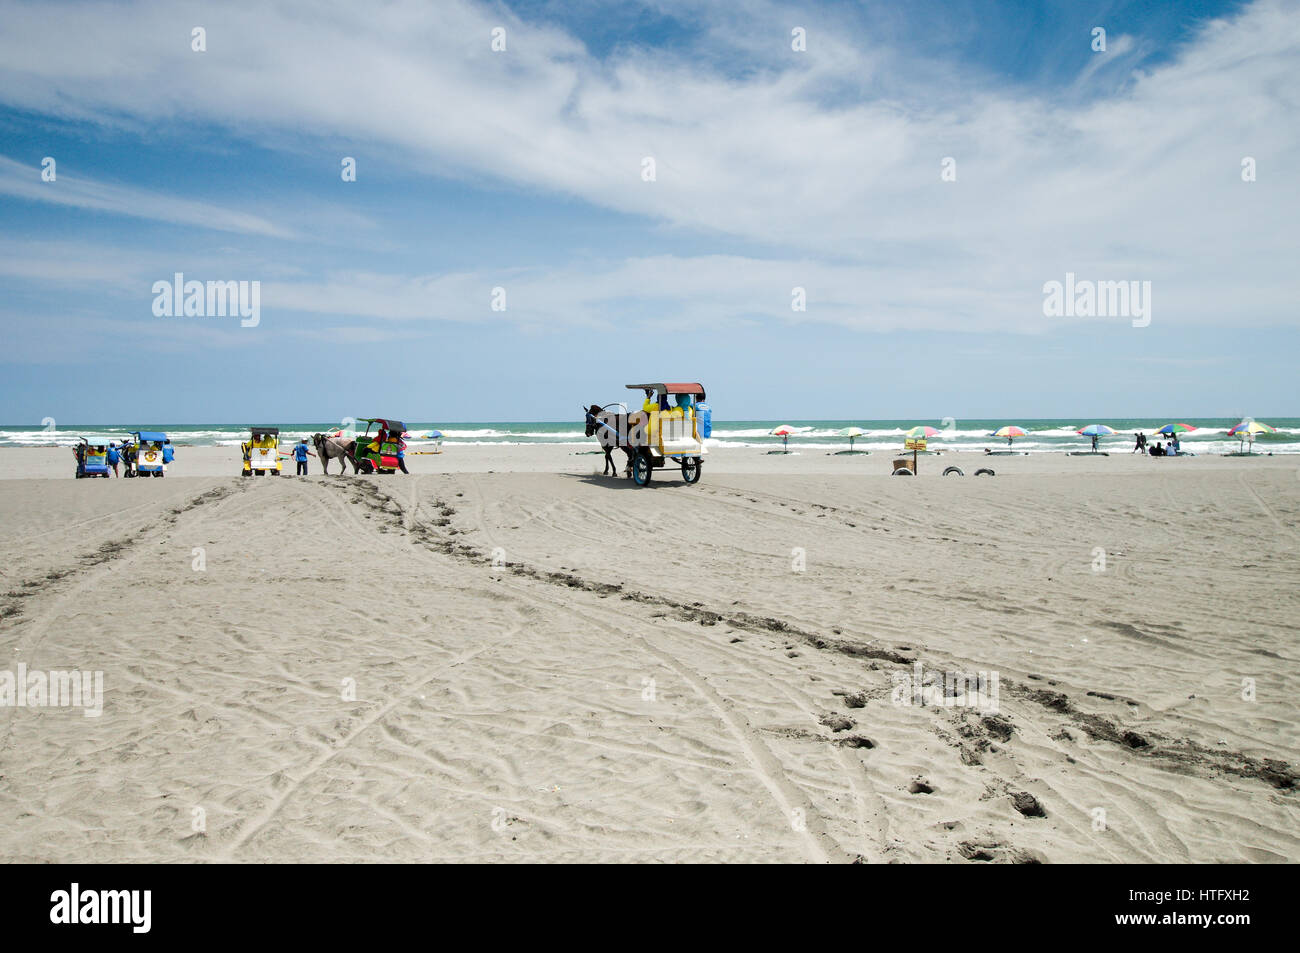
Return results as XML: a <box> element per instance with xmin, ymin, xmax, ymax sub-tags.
<box><xmin>1</xmin><ymin>446</ymin><xmax>1296</xmax><ymax>862</ymax></box>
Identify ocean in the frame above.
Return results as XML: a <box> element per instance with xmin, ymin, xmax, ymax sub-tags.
<box><xmin>3</xmin><ymin>418</ymin><xmax>1297</xmax><ymax>455</ymax></box>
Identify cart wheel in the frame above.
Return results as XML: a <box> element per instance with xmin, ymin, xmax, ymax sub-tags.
<box><xmin>975</xmin><ymin>467</ymin><xmax>996</xmax><ymax>476</ymax></box>
<box><xmin>942</xmin><ymin>466</ymin><xmax>964</xmax><ymax>477</ymax></box>
<box><xmin>358</xmin><ymin>460</ymin><xmax>374</xmax><ymax>474</ymax></box>
<box><xmin>632</xmin><ymin>452</ymin><xmax>652</xmax><ymax>486</ymax></box>
<box><xmin>892</xmin><ymin>467</ymin><xmax>914</xmax><ymax>476</ymax></box>
<box><xmin>681</xmin><ymin>457</ymin><xmax>702</xmax><ymax>484</ymax></box>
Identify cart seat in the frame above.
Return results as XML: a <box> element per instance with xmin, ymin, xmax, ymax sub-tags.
<box><xmin>658</xmin><ymin>412</ymin><xmax>703</xmax><ymax>455</ymax></box>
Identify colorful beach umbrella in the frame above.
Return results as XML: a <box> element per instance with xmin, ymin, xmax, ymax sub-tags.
<box><xmin>1155</xmin><ymin>423</ymin><xmax>1197</xmax><ymax>435</ymax></box>
<box><xmin>1076</xmin><ymin>424</ymin><xmax>1114</xmax><ymax>452</ymax></box>
<box><xmin>840</xmin><ymin>426</ymin><xmax>865</xmax><ymax>451</ymax></box>
<box><xmin>1227</xmin><ymin>419</ymin><xmax>1276</xmax><ymax>452</ymax></box>
<box><xmin>1227</xmin><ymin>420</ymin><xmax>1276</xmax><ymax>436</ymax></box>
<box><xmin>424</xmin><ymin>430</ymin><xmax>443</xmax><ymax>439</ymax></box>
<box><xmin>906</xmin><ymin>426</ymin><xmax>941</xmax><ymax>439</ymax></box>
<box><xmin>770</xmin><ymin>424</ymin><xmax>795</xmax><ymax>451</ymax></box>
<box><xmin>992</xmin><ymin>425</ymin><xmax>1026</xmax><ymax>446</ymax></box>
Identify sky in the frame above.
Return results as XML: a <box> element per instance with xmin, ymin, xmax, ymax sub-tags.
<box><xmin>0</xmin><ymin>0</ymin><xmax>1297</xmax><ymax>423</ymax></box>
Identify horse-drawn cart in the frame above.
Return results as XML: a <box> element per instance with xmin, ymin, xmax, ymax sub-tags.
<box><xmin>353</xmin><ymin>418</ymin><xmax>407</xmax><ymax>474</ymax></box>
<box><xmin>242</xmin><ymin>426</ymin><xmax>282</xmax><ymax>476</ymax></box>
<box><xmin>622</xmin><ymin>382</ymin><xmax>709</xmax><ymax>486</ymax></box>
<box><xmin>74</xmin><ymin>438</ymin><xmax>110</xmax><ymax>478</ymax></box>
<box><xmin>125</xmin><ymin>431</ymin><xmax>169</xmax><ymax>477</ymax></box>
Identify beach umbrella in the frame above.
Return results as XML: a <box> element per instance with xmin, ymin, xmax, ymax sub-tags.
<box><xmin>770</xmin><ymin>424</ymin><xmax>795</xmax><ymax>451</ymax></box>
<box><xmin>1227</xmin><ymin>420</ymin><xmax>1275</xmax><ymax>436</ymax></box>
<box><xmin>992</xmin><ymin>425</ymin><xmax>1026</xmax><ymax>447</ymax></box>
<box><xmin>1076</xmin><ymin>424</ymin><xmax>1115</xmax><ymax>452</ymax></box>
<box><xmin>840</xmin><ymin>426</ymin><xmax>865</xmax><ymax>450</ymax></box>
<box><xmin>905</xmin><ymin>425</ymin><xmax>941</xmax><ymax>449</ymax></box>
<box><xmin>424</xmin><ymin>430</ymin><xmax>443</xmax><ymax>439</ymax></box>
<box><xmin>1155</xmin><ymin>423</ymin><xmax>1197</xmax><ymax>435</ymax></box>
<box><xmin>1227</xmin><ymin>419</ymin><xmax>1276</xmax><ymax>452</ymax></box>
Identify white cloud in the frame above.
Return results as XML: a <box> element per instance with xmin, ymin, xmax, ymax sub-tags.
<box><xmin>0</xmin><ymin>155</ymin><xmax>294</xmax><ymax>238</ymax></box>
<box><xmin>0</xmin><ymin>0</ymin><xmax>1296</xmax><ymax>333</ymax></box>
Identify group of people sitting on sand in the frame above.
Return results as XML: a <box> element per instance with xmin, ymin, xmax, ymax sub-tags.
<box><xmin>1133</xmin><ymin>432</ymin><xmax>1181</xmax><ymax>456</ymax></box>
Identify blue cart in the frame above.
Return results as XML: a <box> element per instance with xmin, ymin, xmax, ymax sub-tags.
<box><xmin>126</xmin><ymin>431</ymin><xmax>169</xmax><ymax>477</ymax></box>
<box><xmin>74</xmin><ymin>438</ymin><xmax>110</xmax><ymax>478</ymax></box>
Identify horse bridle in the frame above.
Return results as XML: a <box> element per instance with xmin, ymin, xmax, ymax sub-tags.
<box><xmin>583</xmin><ymin>405</ymin><xmax>626</xmax><ymax>441</ymax></box>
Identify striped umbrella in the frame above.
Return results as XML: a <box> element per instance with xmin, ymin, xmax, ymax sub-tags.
<box><xmin>1227</xmin><ymin>419</ymin><xmax>1276</xmax><ymax>452</ymax></box>
<box><xmin>906</xmin><ymin>425</ymin><xmax>941</xmax><ymax>438</ymax></box>
<box><xmin>1156</xmin><ymin>423</ymin><xmax>1197</xmax><ymax>435</ymax></box>
<box><xmin>1077</xmin><ymin>424</ymin><xmax>1114</xmax><ymax>452</ymax></box>
<box><xmin>770</xmin><ymin>425</ymin><xmax>795</xmax><ymax>451</ymax></box>
<box><xmin>1227</xmin><ymin>420</ymin><xmax>1276</xmax><ymax>436</ymax></box>
<box><xmin>992</xmin><ymin>425</ymin><xmax>1026</xmax><ymax>447</ymax></box>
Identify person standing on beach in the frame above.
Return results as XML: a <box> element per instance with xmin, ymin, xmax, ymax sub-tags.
<box><xmin>106</xmin><ymin>441</ymin><xmax>120</xmax><ymax>476</ymax></box>
<box><xmin>291</xmin><ymin>438</ymin><xmax>315</xmax><ymax>476</ymax></box>
<box><xmin>1133</xmin><ymin>432</ymin><xmax>1145</xmax><ymax>454</ymax></box>
<box><xmin>1091</xmin><ymin>434</ymin><xmax>1099</xmax><ymax>452</ymax></box>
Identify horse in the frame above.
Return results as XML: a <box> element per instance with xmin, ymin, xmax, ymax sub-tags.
<box><xmin>584</xmin><ymin>404</ymin><xmax>636</xmax><ymax>477</ymax></box>
<box><xmin>312</xmin><ymin>433</ymin><xmax>358</xmax><ymax>474</ymax></box>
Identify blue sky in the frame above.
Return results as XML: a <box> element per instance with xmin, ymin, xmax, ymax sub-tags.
<box><xmin>0</xmin><ymin>0</ymin><xmax>1296</xmax><ymax>423</ymax></box>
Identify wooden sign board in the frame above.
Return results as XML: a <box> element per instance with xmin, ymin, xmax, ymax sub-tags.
<box><xmin>904</xmin><ymin>438</ymin><xmax>927</xmax><ymax>451</ymax></box>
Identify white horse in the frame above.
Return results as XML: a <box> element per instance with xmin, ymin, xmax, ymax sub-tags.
<box><xmin>312</xmin><ymin>433</ymin><xmax>357</xmax><ymax>474</ymax></box>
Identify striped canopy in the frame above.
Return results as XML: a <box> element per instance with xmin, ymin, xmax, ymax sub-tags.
<box><xmin>906</xmin><ymin>426</ymin><xmax>941</xmax><ymax>438</ymax></box>
<box><xmin>1077</xmin><ymin>424</ymin><xmax>1116</xmax><ymax>437</ymax></box>
<box><xmin>992</xmin><ymin>425</ymin><xmax>1026</xmax><ymax>439</ymax></box>
<box><xmin>1227</xmin><ymin>420</ymin><xmax>1276</xmax><ymax>436</ymax></box>
<box><xmin>1156</xmin><ymin>423</ymin><xmax>1197</xmax><ymax>435</ymax></box>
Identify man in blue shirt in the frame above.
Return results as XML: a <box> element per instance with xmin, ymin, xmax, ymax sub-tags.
<box><xmin>292</xmin><ymin>438</ymin><xmax>315</xmax><ymax>475</ymax></box>
<box><xmin>106</xmin><ymin>442</ymin><xmax>121</xmax><ymax>477</ymax></box>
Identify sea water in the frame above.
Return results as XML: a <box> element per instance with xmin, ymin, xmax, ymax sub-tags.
<box><xmin>2</xmin><ymin>418</ymin><xmax>1296</xmax><ymax>456</ymax></box>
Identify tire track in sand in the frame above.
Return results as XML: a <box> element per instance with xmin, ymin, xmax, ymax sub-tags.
<box><xmin>345</xmin><ymin>478</ymin><xmax>864</xmax><ymax>861</ymax></box>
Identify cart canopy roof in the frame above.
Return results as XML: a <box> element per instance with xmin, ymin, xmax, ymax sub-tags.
<box><xmin>358</xmin><ymin>418</ymin><xmax>407</xmax><ymax>432</ymax></box>
<box><xmin>249</xmin><ymin>426</ymin><xmax>280</xmax><ymax>436</ymax></box>
<box><xmin>131</xmin><ymin>431</ymin><xmax>168</xmax><ymax>442</ymax></box>
<box><xmin>625</xmin><ymin>382</ymin><xmax>706</xmax><ymax>398</ymax></box>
